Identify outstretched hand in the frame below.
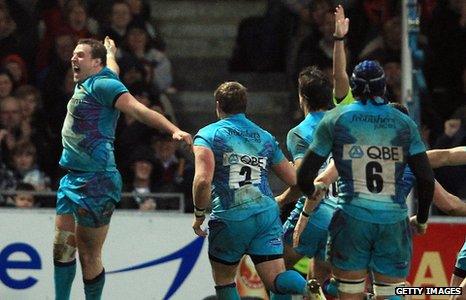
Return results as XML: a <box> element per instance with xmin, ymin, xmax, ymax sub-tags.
<box><xmin>104</xmin><ymin>36</ymin><xmax>117</xmax><ymax>57</ymax></box>
<box><xmin>173</xmin><ymin>130</ymin><xmax>193</xmax><ymax>150</ymax></box>
<box><xmin>334</xmin><ymin>5</ymin><xmax>349</xmax><ymax>38</ymax></box>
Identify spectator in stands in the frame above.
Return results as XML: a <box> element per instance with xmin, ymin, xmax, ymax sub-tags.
<box><xmin>2</xmin><ymin>53</ymin><xmax>28</xmax><ymax>85</ymax></box>
<box><xmin>433</xmin><ymin>105</ymin><xmax>466</xmax><ymax>202</ymax></box>
<box><xmin>150</xmin><ymin>133</ymin><xmax>193</xmax><ymax>210</ymax></box>
<box><xmin>125</xmin><ymin>0</ymin><xmax>165</xmax><ymax>51</ymax></box>
<box><xmin>259</xmin><ymin>0</ymin><xmax>319</xmax><ymax>72</ymax></box>
<box><xmin>425</xmin><ymin>0</ymin><xmax>466</xmax><ymax>120</ymax></box>
<box><xmin>0</xmin><ymin>96</ymin><xmax>23</xmax><ymax>164</ymax></box>
<box><xmin>435</xmin><ymin>106</ymin><xmax>466</xmax><ymax>149</ymax></box>
<box><xmin>358</xmin><ymin>16</ymin><xmax>402</xmax><ymax>62</ymax></box>
<box><xmin>14</xmin><ymin>85</ymin><xmax>54</xmax><ymax>179</ymax></box>
<box><xmin>383</xmin><ymin>56</ymin><xmax>402</xmax><ymax>103</ymax></box>
<box><xmin>0</xmin><ymin>155</ymin><xmax>16</xmax><ymax>206</ymax></box>
<box><xmin>10</xmin><ymin>141</ymin><xmax>50</xmax><ymax>191</ymax></box>
<box><xmin>12</xmin><ymin>182</ymin><xmax>36</xmax><ymax>208</ymax></box>
<box><xmin>1</xmin><ymin>0</ymin><xmax>40</xmax><ymax>73</ymax></box>
<box><xmin>120</xmin><ymin>146</ymin><xmax>157</xmax><ymax>210</ymax></box>
<box><xmin>120</xmin><ymin>24</ymin><xmax>174</xmax><ymax>92</ymax></box>
<box><xmin>100</xmin><ymin>0</ymin><xmax>132</xmax><ymax>47</ymax></box>
<box><xmin>0</xmin><ymin>5</ymin><xmax>20</xmax><ymax>62</ymax></box>
<box><xmin>0</xmin><ymin>68</ymin><xmax>14</xmax><ymax>99</ymax></box>
<box><xmin>36</xmin><ymin>0</ymin><xmax>93</xmax><ymax>72</ymax></box>
<box><xmin>41</xmin><ymin>32</ymin><xmax>75</xmax><ymax>132</ymax></box>
<box><xmin>296</xmin><ymin>9</ymin><xmax>336</xmax><ymax>76</ymax></box>
<box><xmin>115</xmin><ymin>85</ymin><xmax>158</xmax><ymax>177</ymax></box>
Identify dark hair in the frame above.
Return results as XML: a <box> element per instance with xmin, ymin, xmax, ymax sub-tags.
<box><xmin>130</xmin><ymin>146</ymin><xmax>155</xmax><ymax>165</ymax></box>
<box><xmin>77</xmin><ymin>38</ymin><xmax>107</xmax><ymax>66</ymax></box>
<box><xmin>13</xmin><ymin>85</ymin><xmax>41</xmax><ymax>101</ymax></box>
<box><xmin>214</xmin><ymin>81</ymin><xmax>247</xmax><ymax>114</ymax></box>
<box><xmin>16</xmin><ymin>182</ymin><xmax>35</xmax><ymax>192</ymax></box>
<box><xmin>298</xmin><ymin>66</ymin><xmax>332</xmax><ymax>111</ymax></box>
<box><xmin>389</xmin><ymin>102</ymin><xmax>409</xmax><ymax>116</ymax></box>
<box><xmin>0</xmin><ymin>67</ymin><xmax>15</xmax><ymax>84</ymax></box>
<box><xmin>64</xmin><ymin>0</ymin><xmax>87</xmax><ymax>22</ymax></box>
<box><xmin>12</xmin><ymin>141</ymin><xmax>36</xmax><ymax>158</ymax></box>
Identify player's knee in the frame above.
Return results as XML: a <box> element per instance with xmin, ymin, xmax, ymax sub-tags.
<box><xmin>78</xmin><ymin>251</ymin><xmax>101</xmax><ymax>267</ymax></box>
<box><xmin>334</xmin><ymin>277</ymin><xmax>366</xmax><ymax>294</ymax></box>
<box><xmin>373</xmin><ymin>281</ymin><xmax>406</xmax><ymax>300</ymax></box>
<box><xmin>53</xmin><ymin>228</ymin><xmax>76</xmax><ymax>263</ymax></box>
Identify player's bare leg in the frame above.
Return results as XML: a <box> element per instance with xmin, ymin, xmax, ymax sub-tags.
<box><xmin>313</xmin><ymin>259</ymin><xmax>331</xmax><ymax>284</ymax></box>
<box><xmin>76</xmin><ymin>224</ymin><xmax>109</xmax><ymax>299</ymax></box>
<box><xmin>256</xmin><ymin>258</ymin><xmax>319</xmax><ymax>299</ymax></box>
<box><xmin>210</xmin><ymin>259</ymin><xmax>241</xmax><ymax>299</ymax></box>
<box><xmin>283</xmin><ymin>244</ymin><xmax>304</xmax><ymax>270</ymax></box>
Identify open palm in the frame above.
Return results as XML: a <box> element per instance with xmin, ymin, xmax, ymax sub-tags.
<box><xmin>335</xmin><ymin>5</ymin><xmax>349</xmax><ymax>38</ymax></box>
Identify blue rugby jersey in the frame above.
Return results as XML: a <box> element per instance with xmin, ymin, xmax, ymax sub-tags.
<box><xmin>194</xmin><ymin>113</ymin><xmax>286</xmax><ymax>221</ymax></box>
<box><xmin>60</xmin><ymin>67</ymin><xmax>128</xmax><ymax>172</ymax></box>
<box><xmin>286</xmin><ymin>111</ymin><xmax>338</xmax><ymax>230</ymax></box>
<box><xmin>309</xmin><ymin>99</ymin><xmax>427</xmax><ymax>223</ymax></box>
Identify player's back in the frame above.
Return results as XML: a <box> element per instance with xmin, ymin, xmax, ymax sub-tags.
<box><xmin>194</xmin><ymin>113</ymin><xmax>285</xmax><ymax>221</ymax></box>
<box><xmin>287</xmin><ymin>112</ymin><xmax>338</xmax><ymax>229</ymax></box>
<box><xmin>317</xmin><ymin>100</ymin><xmax>426</xmax><ymax>223</ymax></box>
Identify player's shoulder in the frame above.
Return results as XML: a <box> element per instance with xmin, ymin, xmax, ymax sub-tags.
<box><xmin>196</xmin><ymin>120</ymin><xmax>223</xmax><ymax>138</ymax></box>
<box><xmin>238</xmin><ymin>116</ymin><xmax>276</xmax><ymax>141</ymax></box>
<box><xmin>287</xmin><ymin>114</ymin><xmax>317</xmax><ymax>140</ymax></box>
<box><xmin>321</xmin><ymin>102</ymin><xmax>351</xmax><ymax>124</ymax></box>
<box><xmin>382</xmin><ymin>104</ymin><xmax>418</xmax><ymax>129</ymax></box>
<box><xmin>87</xmin><ymin>67</ymin><xmax>121</xmax><ymax>88</ymax></box>
<box><xmin>287</xmin><ymin>122</ymin><xmax>302</xmax><ymax>140</ymax></box>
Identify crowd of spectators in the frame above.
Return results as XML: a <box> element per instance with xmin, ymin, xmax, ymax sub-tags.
<box><xmin>0</xmin><ymin>0</ymin><xmax>464</xmax><ymax>212</ymax></box>
<box><xmin>0</xmin><ymin>0</ymin><xmax>192</xmax><ymax>211</ymax></box>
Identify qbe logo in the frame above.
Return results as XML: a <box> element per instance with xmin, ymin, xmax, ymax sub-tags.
<box><xmin>395</xmin><ymin>287</ymin><xmax>462</xmax><ymax>296</ymax></box>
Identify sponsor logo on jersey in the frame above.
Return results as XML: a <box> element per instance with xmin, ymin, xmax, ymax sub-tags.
<box><xmin>226</xmin><ymin>128</ymin><xmax>261</xmax><ymax>143</ymax></box>
<box><xmin>344</xmin><ymin>145</ymin><xmax>403</xmax><ymax>162</ymax></box>
<box><xmin>223</xmin><ymin>152</ymin><xmax>267</xmax><ymax>169</ymax></box>
<box><xmin>351</xmin><ymin>114</ymin><xmax>396</xmax><ymax>129</ymax></box>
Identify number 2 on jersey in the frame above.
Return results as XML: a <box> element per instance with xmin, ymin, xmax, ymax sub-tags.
<box><xmin>239</xmin><ymin>166</ymin><xmax>252</xmax><ymax>186</ymax></box>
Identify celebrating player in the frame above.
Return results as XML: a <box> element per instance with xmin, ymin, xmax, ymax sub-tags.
<box><xmin>53</xmin><ymin>37</ymin><xmax>192</xmax><ymax>300</ymax></box>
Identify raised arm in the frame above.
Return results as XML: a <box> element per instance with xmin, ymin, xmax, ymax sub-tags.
<box><xmin>427</xmin><ymin>146</ymin><xmax>466</xmax><ymax>168</ymax></box>
<box><xmin>115</xmin><ymin>93</ymin><xmax>192</xmax><ymax>147</ymax></box>
<box><xmin>104</xmin><ymin>36</ymin><xmax>120</xmax><ymax>75</ymax></box>
<box><xmin>333</xmin><ymin>5</ymin><xmax>350</xmax><ymax>101</ymax></box>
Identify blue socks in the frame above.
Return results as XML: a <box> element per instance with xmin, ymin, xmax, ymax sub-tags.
<box><xmin>54</xmin><ymin>259</ymin><xmax>76</xmax><ymax>300</ymax></box>
<box><xmin>274</xmin><ymin>270</ymin><xmax>307</xmax><ymax>295</ymax></box>
<box><xmin>83</xmin><ymin>269</ymin><xmax>105</xmax><ymax>300</ymax></box>
<box><xmin>215</xmin><ymin>283</ymin><xmax>241</xmax><ymax>300</ymax></box>
<box><xmin>323</xmin><ymin>278</ymin><xmax>339</xmax><ymax>297</ymax></box>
